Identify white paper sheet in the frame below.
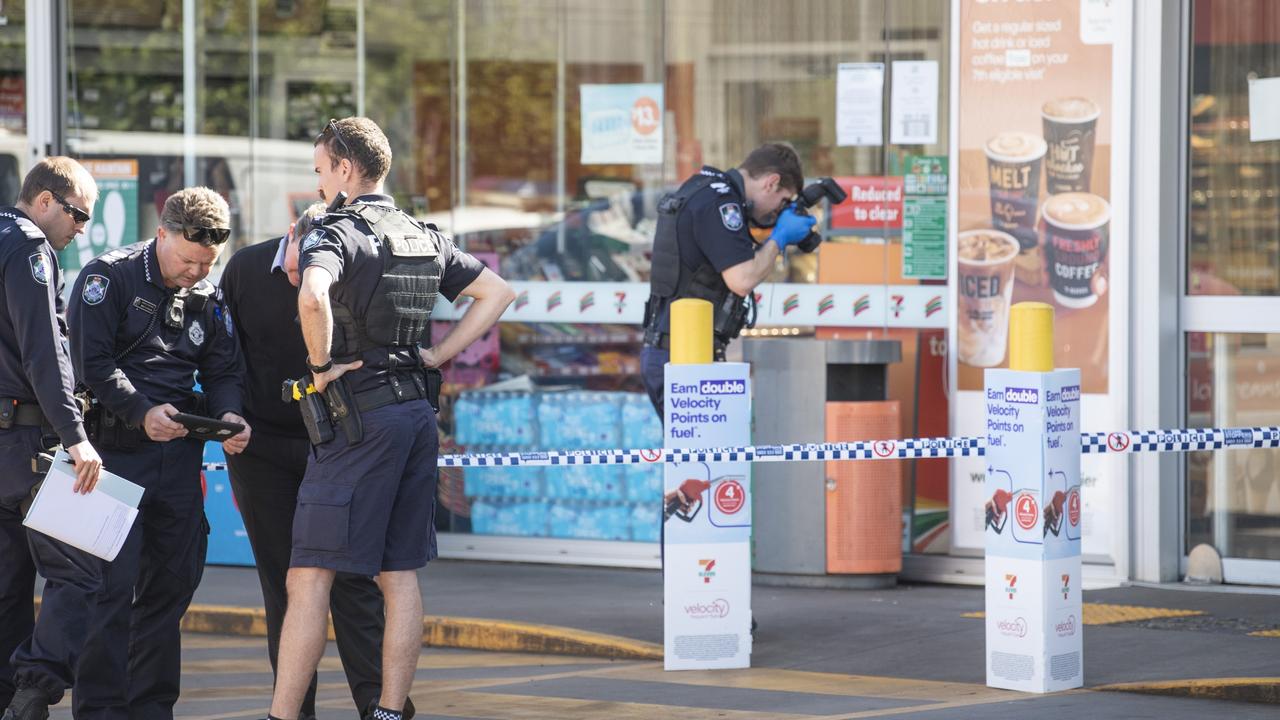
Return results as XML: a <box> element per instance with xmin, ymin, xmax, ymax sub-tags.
<box><xmin>23</xmin><ymin>450</ymin><xmax>142</xmax><ymax>561</ymax></box>
<box><xmin>836</xmin><ymin>62</ymin><xmax>884</xmax><ymax>147</ymax></box>
<box><xmin>890</xmin><ymin>60</ymin><xmax>939</xmax><ymax>145</ymax></box>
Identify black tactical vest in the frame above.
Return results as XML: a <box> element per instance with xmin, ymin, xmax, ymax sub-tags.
<box><xmin>326</xmin><ymin>202</ymin><xmax>443</xmax><ymax>357</ymax></box>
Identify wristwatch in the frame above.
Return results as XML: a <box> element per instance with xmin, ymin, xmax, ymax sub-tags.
<box><xmin>307</xmin><ymin>357</ymin><xmax>333</xmax><ymax>374</ymax></box>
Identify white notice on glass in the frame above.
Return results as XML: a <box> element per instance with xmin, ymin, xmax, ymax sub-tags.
<box><xmin>1249</xmin><ymin>76</ymin><xmax>1280</xmax><ymax>142</ymax></box>
<box><xmin>890</xmin><ymin>61</ymin><xmax>939</xmax><ymax>145</ymax></box>
<box><xmin>837</xmin><ymin>62</ymin><xmax>884</xmax><ymax>147</ymax></box>
<box><xmin>23</xmin><ymin>451</ymin><xmax>142</xmax><ymax>561</ymax></box>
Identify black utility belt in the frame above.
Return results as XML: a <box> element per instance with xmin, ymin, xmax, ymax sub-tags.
<box><xmin>0</xmin><ymin>399</ymin><xmax>48</xmax><ymax>429</ymax></box>
<box><xmin>355</xmin><ymin>372</ymin><xmax>429</xmax><ymax>413</ymax></box>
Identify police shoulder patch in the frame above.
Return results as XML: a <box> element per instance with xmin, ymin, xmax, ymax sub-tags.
<box><xmin>28</xmin><ymin>251</ymin><xmax>50</xmax><ymax>286</ymax></box>
<box><xmin>82</xmin><ymin>274</ymin><xmax>110</xmax><ymax>305</ymax></box>
<box><xmin>718</xmin><ymin>202</ymin><xmax>744</xmax><ymax>231</ymax></box>
<box><xmin>301</xmin><ymin>229</ymin><xmax>326</xmax><ymax>252</ymax></box>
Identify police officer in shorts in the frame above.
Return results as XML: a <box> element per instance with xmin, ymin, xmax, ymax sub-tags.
<box><xmin>266</xmin><ymin>117</ymin><xmax>513</xmax><ymax>720</ymax></box>
<box><xmin>0</xmin><ymin>158</ymin><xmax>103</xmax><ymax>719</ymax></box>
<box><xmin>221</xmin><ymin>202</ymin><xmax>413</xmax><ymax>719</ymax></box>
<box><xmin>640</xmin><ymin>143</ymin><xmax>815</xmax><ymax>416</ymax></box>
<box><xmin>61</xmin><ymin>187</ymin><xmax>249</xmax><ymax>718</ymax></box>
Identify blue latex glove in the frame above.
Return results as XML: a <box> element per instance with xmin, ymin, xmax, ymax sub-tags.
<box><xmin>768</xmin><ymin>204</ymin><xmax>817</xmax><ymax>251</ymax></box>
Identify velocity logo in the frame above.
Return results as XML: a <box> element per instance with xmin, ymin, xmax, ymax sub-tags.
<box><xmin>783</xmin><ymin>293</ymin><xmax>800</xmax><ymax>315</ymax></box>
<box><xmin>854</xmin><ymin>294</ymin><xmax>871</xmax><ymax>316</ymax></box>
<box><xmin>1056</xmin><ymin>614</ymin><xmax>1077</xmax><ymax>637</ymax></box>
<box><xmin>579</xmin><ymin>291</ymin><xmax>595</xmax><ymax>312</ymax></box>
<box><xmin>1004</xmin><ymin>573</ymin><xmax>1018</xmax><ymax>600</ymax></box>
<box><xmin>997</xmin><ymin>617</ymin><xmax>1028</xmax><ymax>638</ymax></box>
<box><xmin>547</xmin><ymin>291</ymin><xmax>562</xmax><ymax>311</ymax></box>
<box><xmin>925</xmin><ymin>295</ymin><xmax>942</xmax><ymax>317</ymax></box>
<box><xmin>685</xmin><ymin>599</ymin><xmax>730</xmax><ymax>619</ymax></box>
<box><xmin>818</xmin><ymin>294</ymin><xmax>835</xmax><ymax>315</ymax></box>
<box><xmin>698</xmin><ymin>558</ymin><xmax>717</xmax><ymax>584</ymax></box>
<box><xmin>514</xmin><ymin>290</ymin><xmax>530</xmax><ymax>311</ymax></box>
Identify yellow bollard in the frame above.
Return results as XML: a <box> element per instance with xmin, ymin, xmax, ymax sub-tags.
<box><xmin>1008</xmin><ymin>302</ymin><xmax>1055</xmax><ymax>372</ymax></box>
<box><xmin>670</xmin><ymin>298</ymin><xmax>713</xmax><ymax>365</ymax></box>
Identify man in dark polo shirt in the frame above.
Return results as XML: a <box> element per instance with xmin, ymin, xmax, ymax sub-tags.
<box><xmin>220</xmin><ymin>204</ymin><xmax>412</xmax><ymax>720</ymax></box>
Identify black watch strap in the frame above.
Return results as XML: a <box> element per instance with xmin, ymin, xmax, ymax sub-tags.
<box><xmin>307</xmin><ymin>357</ymin><xmax>333</xmax><ymax>374</ymax></box>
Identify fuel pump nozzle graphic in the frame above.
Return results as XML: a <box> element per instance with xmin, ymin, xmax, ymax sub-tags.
<box><xmin>984</xmin><ymin>488</ymin><xmax>1012</xmax><ymax>534</ymax></box>
<box><xmin>1043</xmin><ymin>490</ymin><xmax>1067</xmax><ymax>537</ymax></box>
<box><xmin>664</xmin><ymin>478</ymin><xmax>711</xmax><ymax>522</ymax></box>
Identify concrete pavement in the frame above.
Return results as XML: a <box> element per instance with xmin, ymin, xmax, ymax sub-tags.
<box><xmin>173</xmin><ymin>559</ymin><xmax>1280</xmax><ymax>710</ymax></box>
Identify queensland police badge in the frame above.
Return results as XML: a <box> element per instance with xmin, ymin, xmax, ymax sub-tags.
<box><xmin>719</xmin><ymin>203</ymin><xmax>743</xmax><ymax>231</ymax></box>
<box><xmin>82</xmin><ymin>274</ymin><xmax>109</xmax><ymax>305</ymax></box>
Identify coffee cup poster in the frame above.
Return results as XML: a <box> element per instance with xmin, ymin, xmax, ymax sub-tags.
<box><xmin>951</xmin><ymin>0</ymin><xmax>1131</xmax><ymax>555</ymax></box>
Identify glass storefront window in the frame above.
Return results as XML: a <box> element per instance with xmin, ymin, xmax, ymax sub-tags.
<box><xmin>1188</xmin><ymin>0</ymin><xmax>1280</xmax><ymax>296</ymax></box>
<box><xmin>1186</xmin><ymin>332</ymin><xmax>1280</xmax><ymax>560</ymax></box>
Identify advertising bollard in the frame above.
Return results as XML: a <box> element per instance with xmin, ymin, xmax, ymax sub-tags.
<box><xmin>663</xmin><ymin>299</ymin><xmax>753</xmax><ymax>670</ymax></box>
<box><xmin>984</xmin><ymin>302</ymin><xmax>1083</xmax><ymax>693</ymax></box>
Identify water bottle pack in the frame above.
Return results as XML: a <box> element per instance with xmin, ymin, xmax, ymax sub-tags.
<box><xmin>549</xmin><ymin>501</ymin><xmax>633</xmax><ymax>541</ymax></box>
<box><xmin>537</xmin><ymin>392</ymin><xmax>623</xmax><ymax>449</ymax></box>
<box><xmin>544</xmin><ymin>463</ymin><xmax>623</xmax><ymax>501</ymax></box>
<box><xmin>463</xmin><ymin>463</ymin><xmax>543</xmax><ymax>499</ymax></box>
<box><xmin>456</xmin><ymin>389</ymin><xmax>661</xmax><ymax>541</ymax></box>
<box><xmin>470</xmin><ymin>499</ymin><xmax>549</xmax><ymax>537</ymax></box>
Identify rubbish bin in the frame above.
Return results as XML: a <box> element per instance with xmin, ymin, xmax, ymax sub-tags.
<box><xmin>744</xmin><ymin>338</ymin><xmax>902</xmax><ymax>588</ymax></box>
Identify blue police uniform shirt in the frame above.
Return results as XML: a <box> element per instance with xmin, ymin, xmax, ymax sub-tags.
<box><xmin>655</xmin><ymin>166</ymin><xmax>757</xmax><ymax>334</ymax></box>
<box><xmin>0</xmin><ymin>207</ymin><xmax>85</xmax><ymax>446</ymax></box>
<box><xmin>68</xmin><ymin>239</ymin><xmax>245</xmax><ymax>426</ymax></box>
<box><xmin>298</xmin><ymin>194</ymin><xmax>485</xmax><ymax>394</ymax></box>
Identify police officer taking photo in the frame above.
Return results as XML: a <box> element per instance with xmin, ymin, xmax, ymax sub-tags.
<box><xmin>267</xmin><ymin>117</ymin><xmax>513</xmax><ymax>720</ymax></box>
<box><xmin>56</xmin><ymin>186</ymin><xmax>248</xmax><ymax>718</ymax></box>
<box><xmin>0</xmin><ymin>158</ymin><xmax>103</xmax><ymax>718</ymax></box>
<box><xmin>640</xmin><ymin>143</ymin><xmax>816</xmax><ymax>416</ymax></box>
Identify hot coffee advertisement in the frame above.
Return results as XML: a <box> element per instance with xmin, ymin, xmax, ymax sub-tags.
<box><xmin>951</xmin><ymin>0</ymin><xmax>1131</xmax><ymax>555</ymax></box>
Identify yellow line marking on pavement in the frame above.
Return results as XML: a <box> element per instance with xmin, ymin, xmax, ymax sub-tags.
<box><xmin>174</xmin><ymin>604</ymin><xmax>660</xmax><ymax>660</ymax></box>
<box><xmin>962</xmin><ymin>603</ymin><xmax>1205</xmax><ymax>625</ymax></box>
<box><xmin>180</xmin><ymin>635</ymin><xmax>265</xmax><ymax>650</ymax></box>
<box><xmin>400</xmin><ymin>689</ymin><xmax>825</xmax><ymax>719</ymax></box>
<box><xmin>1248</xmin><ymin>629</ymin><xmax>1280</xmax><ymax>638</ymax></box>
<box><xmin>180</xmin><ymin>650</ymin><xmax>603</xmax><ymax>676</ymax></box>
<box><xmin>1097</xmin><ymin>677</ymin><xmax>1280</xmax><ymax>705</ymax></box>
<box><xmin>602</xmin><ymin>665</ymin><xmax>1004</xmax><ymax>703</ymax></box>
<box><xmin>823</xmin><ymin>689</ymin><xmax>1092</xmax><ymax>719</ymax></box>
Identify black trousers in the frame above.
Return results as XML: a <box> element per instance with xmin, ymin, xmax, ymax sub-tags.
<box><xmin>226</xmin><ymin>434</ymin><xmax>386</xmax><ymax>717</ymax></box>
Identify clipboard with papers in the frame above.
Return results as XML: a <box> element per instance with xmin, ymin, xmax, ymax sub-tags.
<box><xmin>22</xmin><ymin>450</ymin><xmax>142</xmax><ymax>561</ymax></box>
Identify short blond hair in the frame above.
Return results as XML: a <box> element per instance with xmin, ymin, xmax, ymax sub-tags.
<box><xmin>20</xmin><ymin>156</ymin><xmax>98</xmax><ymax>205</ymax></box>
<box><xmin>292</xmin><ymin>202</ymin><xmax>328</xmax><ymax>242</ymax></box>
<box><xmin>161</xmin><ymin>187</ymin><xmax>230</xmax><ymax>231</ymax></box>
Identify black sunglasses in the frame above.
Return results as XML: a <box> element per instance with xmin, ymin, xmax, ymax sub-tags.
<box><xmin>50</xmin><ymin>192</ymin><xmax>91</xmax><ymax>224</ymax></box>
<box><xmin>181</xmin><ymin>225</ymin><xmax>231</xmax><ymax>246</ymax></box>
<box><xmin>322</xmin><ymin>118</ymin><xmax>353</xmax><ymax>159</ymax></box>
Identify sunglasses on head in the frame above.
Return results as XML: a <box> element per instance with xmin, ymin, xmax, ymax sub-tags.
<box><xmin>181</xmin><ymin>225</ymin><xmax>231</xmax><ymax>246</ymax></box>
<box><xmin>50</xmin><ymin>192</ymin><xmax>91</xmax><ymax>224</ymax></box>
<box><xmin>320</xmin><ymin>118</ymin><xmax>353</xmax><ymax>159</ymax></box>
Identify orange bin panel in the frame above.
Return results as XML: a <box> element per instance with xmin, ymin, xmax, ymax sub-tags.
<box><xmin>826</xmin><ymin>401</ymin><xmax>903</xmax><ymax>574</ymax></box>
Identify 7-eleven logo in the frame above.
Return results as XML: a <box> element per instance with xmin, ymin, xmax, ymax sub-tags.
<box><xmin>891</xmin><ymin>294</ymin><xmax>905</xmax><ymax>318</ymax></box>
<box><xmin>698</xmin><ymin>558</ymin><xmax>717</xmax><ymax>584</ymax></box>
<box><xmin>1004</xmin><ymin>573</ymin><xmax>1018</xmax><ymax>600</ymax></box>
<box><xmin>1061</xmin><ymin>573</ymin><xmax>1070</xmax><ymax>600</ymax></box>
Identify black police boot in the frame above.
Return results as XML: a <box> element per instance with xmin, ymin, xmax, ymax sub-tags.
<box><xmin>0</xmin><ymin>686</ymin><xmax>50</xmax><ymax>720</ymax></box>
<box><xmin>362</xmin><ymin>698</ymin><xmax>415</xmax><ymax>720</ymax></box>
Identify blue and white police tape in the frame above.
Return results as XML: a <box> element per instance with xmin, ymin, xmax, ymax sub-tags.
<box><xmin>198</xmin><ymin>426</ymin><xmax>1280</xmax><ymax>472</ymax></box>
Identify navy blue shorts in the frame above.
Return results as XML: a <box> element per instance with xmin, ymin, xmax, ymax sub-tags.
<box><xmin>291</xmin><ymin>400</ymin><xmax>439</xmax><ymax>575</ymax></box>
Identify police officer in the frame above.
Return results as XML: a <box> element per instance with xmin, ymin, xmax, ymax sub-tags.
<box><xmin>640</xmin><ymin>143</ymin><xmax>816</xmax><ymax>416</ymax></box>
<box><xmin>59</xmin><ymin>187</ymin><xmax>249</xmax><ymax>718</ymax></box>
<box><xmin>0</xmin><ymin>158</ymin><xmax>103</xmax><ymax>718</ymax></box>
<box><xmin>267</xmin><ymin>117</ymin><xmax>513</xmax><ymax>720</ymax></box>
<box><xmin>221</xmin><ymin>203</ymin><xmax>413</xmax><ymax>720</ymax></box>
